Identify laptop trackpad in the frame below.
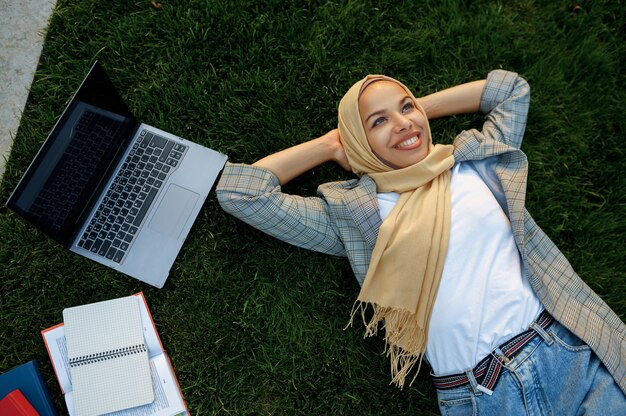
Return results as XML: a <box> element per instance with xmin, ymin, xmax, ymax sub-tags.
<box><xmin>148</xmin><ymin>184</ymin><xmax>199</xmax><ymax>239</ymax></box>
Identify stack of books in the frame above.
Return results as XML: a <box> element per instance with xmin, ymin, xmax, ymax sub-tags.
<box><xmin>41</xmin><ymin>293</ymin><xmax>188</xmax><ymax>416</ymax></box>
<box><xmin>0</xmin><ymin>360</ymin><xmax>57</xmax><ymax>415</ymax></box>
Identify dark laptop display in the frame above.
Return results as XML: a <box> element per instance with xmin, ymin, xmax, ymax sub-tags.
<box><xmin>8</xmin><ymin>62</ymin><xmax>137</xmax><ymax>246</ymax></box>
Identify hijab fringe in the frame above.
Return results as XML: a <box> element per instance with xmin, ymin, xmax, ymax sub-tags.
<box><xmin>348</xmin><ymin>300</ymin><xmax>426</xmax><ymax>389</ymax></box>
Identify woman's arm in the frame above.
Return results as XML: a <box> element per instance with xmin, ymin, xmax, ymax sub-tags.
<box><xmin>216</xmin><ymin>162</ymin><xmax>347</xmax><ymax>256</ymax></box>
<box><xmin>254</xmin><ymin>79</ymin><xmax>487</xmax><ymax>184</ymax></box>
<box><xmin>417</xmin><ymin>79</ymin><xmax>487</xmax><ymax>120</ymax></box>
<box><xmin>418</xmin><ymin>71</ymin><xmax>529</xmax><ymax>149</ymax></box>
<box><xmin>253</xmin><ymin>129</ymin><xmax>351</xmax><ymax>185</ymax></box>
<box><xmin>216</xmin><ymin>129</ymin><xmax>352</xmax><ymax>256</ymax></box>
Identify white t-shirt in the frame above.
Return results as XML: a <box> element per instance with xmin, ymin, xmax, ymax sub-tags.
<box><xmin>376</xmin><ymin>161</ymin><xmax>542</xmax><ymax>375</ymax></box>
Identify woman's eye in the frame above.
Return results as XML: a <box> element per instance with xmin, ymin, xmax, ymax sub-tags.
<box><xmin>373</xmin><ymin>117</ymin><xmax>386</xmax><ymax>127</ymax></box>
<box><xmin>402</xmin><ymin>102</ymin><xmax>414</xmax><ymax>113</ymax></box>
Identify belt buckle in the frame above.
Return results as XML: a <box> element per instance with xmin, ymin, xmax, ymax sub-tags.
<box><xmin>492</xmin><ymin>347</ymin><xmax>512</xmax><ymax>366</ymax></box>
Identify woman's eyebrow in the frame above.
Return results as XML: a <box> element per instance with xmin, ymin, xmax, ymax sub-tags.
<box><xmin>364</xmin><ymin>109</ymin><xmax>386</xmax><ymax>124</ymax></box>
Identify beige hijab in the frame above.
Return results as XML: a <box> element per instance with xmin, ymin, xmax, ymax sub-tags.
<box><xmin>338</xmin><ymin>75</ymin><xmax>455</xmax><ymax>388</ymax></box>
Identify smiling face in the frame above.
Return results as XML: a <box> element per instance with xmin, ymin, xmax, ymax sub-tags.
<box><xmin>358</xmin><ymin>80</ymin><xmax>430</xmax><ymax>169</ymax></box>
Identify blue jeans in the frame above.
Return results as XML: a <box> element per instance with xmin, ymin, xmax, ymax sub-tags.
<box><xmin>435</xmin><ymin>320</ymin><xmax>626</xmax><ymax>416</ymax></box>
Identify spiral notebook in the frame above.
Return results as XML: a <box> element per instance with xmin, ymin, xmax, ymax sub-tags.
<box><xmin>63</xmin><ymin>296</ymin><xmax>154</xmax><ymax>416</ymax></box>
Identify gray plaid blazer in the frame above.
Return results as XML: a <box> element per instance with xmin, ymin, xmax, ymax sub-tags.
<box><xmin>217</xmin><ymin>70</ymin><xmax>626</xmax><ymax>393</ymax></box>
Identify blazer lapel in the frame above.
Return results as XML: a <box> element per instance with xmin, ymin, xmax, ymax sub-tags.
<box><xmin>345</xmin><ymin>175</ymin><xmax>381</xmax><ymax>249</ymax></box>
<box><xmin>454</xmin><ymin>130</ymin><xmax>529</xmax><ymax>258</ymax></box>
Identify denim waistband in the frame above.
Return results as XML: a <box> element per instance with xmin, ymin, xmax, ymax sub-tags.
<box><xmin>431</xmin><ymin>310</ymin><xmax>555</xmax><ymax>395</ymax></box>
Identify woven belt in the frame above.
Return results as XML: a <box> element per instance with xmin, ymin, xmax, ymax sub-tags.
<box><xmin>432</xmin><ymin>310</ymin><xmax>555</xmax><ymax>395</ymax></box>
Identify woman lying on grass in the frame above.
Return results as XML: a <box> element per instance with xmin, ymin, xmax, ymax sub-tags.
<box><xmin>216</xmin><ymin>70</ymin><xmax>626</xmax><ymax>414</ymax></box>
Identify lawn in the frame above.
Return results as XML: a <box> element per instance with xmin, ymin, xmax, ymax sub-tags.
<box><xmin>1</xmin><ymin>0</ymin><xmax>624</xmax><ymax>415</ymax></box>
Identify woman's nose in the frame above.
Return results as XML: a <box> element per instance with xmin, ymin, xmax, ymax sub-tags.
<box><xmin>392</xmin><ymin>113</ymin><xmax>411</xmax><ymax>132</ymax></box>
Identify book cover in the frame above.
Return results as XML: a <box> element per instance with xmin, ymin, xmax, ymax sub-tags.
<box><xmin>0</xmin><ymin>389</ymin><xmax>39</xmax><ymax>416</ymax></box>
<box><xmin>0</xmin><ymin>360</ymin><xmax>57</xmax><ymax>416</ymax></box>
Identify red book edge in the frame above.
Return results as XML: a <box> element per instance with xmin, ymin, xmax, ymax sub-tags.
<box><xmin>0</xmin><ymin>389</ymin><xmax>40</xmax><ymax>416</ymax></box>
<box><xmin>40</xmin><ymin>323</ymin><xmax>65</xmax><ymax>395</ymax></box>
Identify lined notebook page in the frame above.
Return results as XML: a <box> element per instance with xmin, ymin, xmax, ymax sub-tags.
<box><xmin>63</xmin><ymin>296</ymin><xmax>154</xmax><ymax>416</ymax></box>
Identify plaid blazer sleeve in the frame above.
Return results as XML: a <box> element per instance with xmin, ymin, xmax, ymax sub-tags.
<box><xmin>216</xmin><ymin>163</ymin><xmax>347</xmax><ymax>256</ymax></box>
<box><xmin>479</xmin><ymin>69</ymin><xmax>530</xmax><ymax>149</ymax></box>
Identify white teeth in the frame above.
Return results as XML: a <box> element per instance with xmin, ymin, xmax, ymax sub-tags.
<box><xmin>396</xmin><ymin>136</ymin><xmax>417</xmax><ymax>149</ymax></box>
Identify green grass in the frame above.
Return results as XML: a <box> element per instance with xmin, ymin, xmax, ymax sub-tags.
<box><xmin>1</xmin><ymin>0</ymin><xmax>624</xmax><ymax>414</ymax></box>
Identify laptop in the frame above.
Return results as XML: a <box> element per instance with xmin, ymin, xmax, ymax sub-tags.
<box><xmin>6</xmin><ymin>61</ymin><xmax>227</xmax><ymax>288</ymax></box>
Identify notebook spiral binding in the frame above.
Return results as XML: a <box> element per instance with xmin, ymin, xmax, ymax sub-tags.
<box><xmin>69</xmin><ymin>344</ymin><xmax>147</xmax><ymax>367</ymax></box>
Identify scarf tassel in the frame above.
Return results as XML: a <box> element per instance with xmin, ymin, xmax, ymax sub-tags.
<box><xmin>348</xmin><ymin>301</ymin><xmax>426</xmax><ymax>389</ymax></box>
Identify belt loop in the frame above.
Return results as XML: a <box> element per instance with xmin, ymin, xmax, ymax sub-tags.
<box><xmin>530</xmin><ymin>322</ymin><xmax>553</xmax><ymax>346</ymax></box>
<box><xmin>464</xmin><ymin>369</ymin><xmax>479</xmax><ymax>393</ymax></box>
<box><xmin>464</xmin><ymin>369</ymin><xmax>493</xmax><ymax>396</ymax></box>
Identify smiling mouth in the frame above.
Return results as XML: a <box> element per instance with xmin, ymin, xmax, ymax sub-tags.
<box><xmin>395</xmin><ymin>135</ymin><xmax>420</xmax><ymax>149</ymax></box>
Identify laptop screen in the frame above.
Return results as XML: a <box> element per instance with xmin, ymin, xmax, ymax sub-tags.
<box><xmin>6</xmin><ymin>61</ymin><xmax>138</xmax><ymax>247</ymax></box>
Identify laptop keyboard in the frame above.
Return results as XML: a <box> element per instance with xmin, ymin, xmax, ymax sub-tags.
<box><xmin>77</xmin><ymin>130</ymin><xmax>187</xmax><ymax>263</ymax></box>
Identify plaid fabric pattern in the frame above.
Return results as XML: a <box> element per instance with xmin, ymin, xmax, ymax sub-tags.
<box><xmin>216</xmin><ymin>70</ymin><xmax>626</xmax><ymax>393</ymax></box>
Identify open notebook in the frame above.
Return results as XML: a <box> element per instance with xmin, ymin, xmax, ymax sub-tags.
<box><xmin>63</xmin><ymin>296</ymin><xmax>153</xmax><ymax>416</ymax></box>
